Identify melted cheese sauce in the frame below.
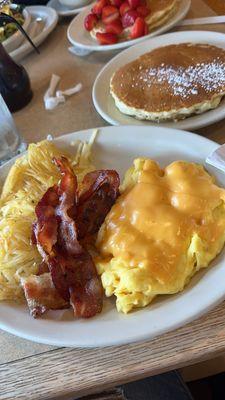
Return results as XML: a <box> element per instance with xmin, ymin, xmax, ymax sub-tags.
<box><xmin>97</xmin><ymin>159</ymin><xmax>225</xmax><ymax>312</ymax></box>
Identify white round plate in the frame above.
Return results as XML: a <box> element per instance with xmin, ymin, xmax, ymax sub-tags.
<box><xmin>47</xmin><ymin>0</ymin><xmax>93</xmax><ymax>17</ymax></box>
<box><xmin>0</xmin><ymin>126</ymin><xmax>225</xmax><ymax>348</ymax></box>
<box><xmin>9</xmin><ymin>6</ymin><xmax>58</xmax><ymax>63</ymax></box>
<box><xmin>67</xmin><ymin>0</ymin><xmax>190</xmax><ymax>52</ymax></box>
<box><xmin>3</xmin><ymin>7</ymin><xmax>32</xmax><ymax>53</ymax></box>
<box><xmin>93</xmin><ymin>30</ymin><xmax>225</xmax><ymax>130</ymax></box>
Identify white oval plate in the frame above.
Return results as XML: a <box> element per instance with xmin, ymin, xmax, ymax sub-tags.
<box><xmin>93</xmin><ymin>30</ymin><xmax>225</xmax><ymax>130</ymax></box>
<box><xmin>67</xmin><ymin>0</ymin><xmax>190</xmax><ymax>52</ymax></box>
<box><xmin>9</xmin><ymin>6</ymin><xmax>58</xmax><ymax>63</ymax></box>
<box><xmin>0</xmin><ymin>126</ymin><xmax>225</xmax><ymax>348</ymax></box>
<box><xmin>3</xmin><ymin>7</ymin><xmax>32</xmax><ymax>53</ymax></box>
<box><xmin>47</xmin><ymin>0</ymin><xmax>94</xmax><ymax>17</ymax></box>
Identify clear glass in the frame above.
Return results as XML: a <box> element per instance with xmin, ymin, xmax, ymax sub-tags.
<box><xmin>0</xmin><ymin>94</ymin><xmax>25</xmax><ymax>164</ymax></box>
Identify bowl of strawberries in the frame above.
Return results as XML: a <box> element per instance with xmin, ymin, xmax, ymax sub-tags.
<box><xmin>84</xmin><ymin>0</ymin><xmax>150</xmax><ymax>45</ymax></box>
<box><xmin>67</xmin><ymin>0</ymin><xmax>189</xmax><ymax>51</ymax></box>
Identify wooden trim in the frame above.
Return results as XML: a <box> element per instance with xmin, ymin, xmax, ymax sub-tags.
<box><xmin>1</xmin><ymin>301</ymin><xmax>225</xmax><ymax>400</ymax></box>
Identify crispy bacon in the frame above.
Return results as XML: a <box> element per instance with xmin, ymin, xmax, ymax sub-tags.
<box><xmin>37</xmin><ymin>262</ymin><xmax>49</xmax><ymax>275</ymax></box>
<box><xmin>77</xmin><ymin>170</ymin><xmax>120</xmax><ymax>239</ymax></box>
<box><xmin>28</xmin><ymin>157</ymin><xmax>120</xmax><ymax>319</ymax></box>
<box><xmin>33</xmin><ymin>186</ymin><xmax>59</xmax><ymax>259</ymax></box>
<box><xmin>21</xmin><ymin>273</ymin><xmax>69</xmax><ymax>318</ymax></box>
<box><xmin>49</xmin><ymin>252</ymin><xmax>103</xmax><ymax>317</ymax></box>
<box><xmin>54</xmin><ymin>157</ymin><xmax>82</xmax><ymax>255</ymax></box>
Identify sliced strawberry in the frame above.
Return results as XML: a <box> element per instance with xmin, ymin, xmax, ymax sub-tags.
<box><xmin>96</xmin><ymin>32</ymin><xmax>118</xmax><ymax>44</ymax></box>
<box><xmin>92</xmin><ymin>0</ymin><xmax>108</xmax><ymax>16</ymax></box>
<box><xmin>102</xmin><ymin>5</ymin><xmax>120</xmax><ymax>24</ymax></box>
<box><xmin>130</xmin><ymin>16</ymin><xmax>146</xmax><ymax>38</ymax></box>
<box><xmin>84</xmin><ymin>13</ymin><xmax>98</xmax><ymax>31</ymax></box>
<box><xmin>121</xmin><ymin>9</ymin><xmax>138</xmax><ymax>27</ymax></box>
<box><xmin>128</xmin><ymin>0</ymin><xmax>141</xmax><ymax>9</ymax></box>
<box><xmin>136</xmin><ymin>5</ymin><xmax>150</xmax><ymax>17</ymax></box>
<box><xmin>119</xmin><ymin>1</ymin><xmax>131</xmax><ymax>16</ymax></box>
<box><xmin>105</xmin><ymin>19</ymin><xmax>123</xmax><ymax>34</ymax></box>
<box><xmin>110</xmin><ymin>0</ymin><xmax>123</xmax><ymax>7</ymax></box>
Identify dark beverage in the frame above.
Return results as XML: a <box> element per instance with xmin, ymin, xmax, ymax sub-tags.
<box><xmin>0</xmin><ymin>12</ymin><xmax>38</xmax><ymax>112</ymax></box>
<box><xmin>0</xmin><ymin>42</ymin><xmax>33</xmax><ymax>112</ymax></box>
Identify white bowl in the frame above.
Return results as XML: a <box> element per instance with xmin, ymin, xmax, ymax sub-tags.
<box><xmin>3</xmin><ymin>8</ymin><xmax>31</xmax><ymax>53</ymax></box>
<box><xmin>58</xmin><ymin>0</ymin><xmax>91</xmax><ymax>9</ymax></box>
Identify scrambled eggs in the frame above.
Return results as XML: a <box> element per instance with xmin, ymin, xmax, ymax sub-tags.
<box><xmin>96</xmin><ymin>158</ymin><xmax>225</xmax><ymax>313</ymax></box>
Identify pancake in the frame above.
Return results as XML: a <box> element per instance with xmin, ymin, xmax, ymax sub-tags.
<box><xmin>96</xmin><ymin>158</ymin><xmax>225</xmax><ymax>313</ymax></box>
<box><xmin>90</xmin><ymin>0</ymin><xmax>178</xmax><ymax>42</ymax></box>
<box><xmin>110</xmin><ymin>43</ymin><xmax>225</xmax><ymax>121</ymax></box>
<box><xmin>145</xmin><ymin>0</ymin><xmax>178</xmax><ymax>29</ymax></box>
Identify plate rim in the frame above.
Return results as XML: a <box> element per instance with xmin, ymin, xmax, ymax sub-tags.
<box><xmin>0</xmin><ymin>125</ymin><xmax>224</xmax><ymax>348</ymax></box>
<box><xmin>92</xmin><ymin>30</ymin><xmax>225</xmax><ymax>130</ymax></box>
<box><xmin>67</xmin><ymin>0</ymin><xmax>191</xmax><ymax>52</ymax></box>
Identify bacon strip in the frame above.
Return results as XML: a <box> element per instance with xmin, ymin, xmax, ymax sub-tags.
<box><xmin>54</xmin><ymin>157</ymin><xmax>82</xmax><ymax>255</ymax></box>
<box><xmin>77</xmin><ymin>170</ymin><xmax>120</xmax><ymax>239</ymax></box>
<box><xmin>33</xmin><ymin>185</ymin><xmax>59</xmax><ymax>259</ymax></box>
<box><xmin>49</xmin><ymin>253</ymin><xmax>103</xmax><ymax>317</ymax></box>
<box><xmin>29</xmin><ymin>157</ymin><xmax>120</xmax><ymax>319</ymax></box>
<box><xmin>21</xmin><ymin>273</ymin><xmax>69</xmax><ymax>318</ymax></box>
<box><xmin>37</xmin><ymin>262</ymin><xmax>49</xmax><ymax>276</ymax></box>
<box><xmin>51</xmin><ymin>158</ymin><xmax>104</xmax><ymax>317</ymax></box>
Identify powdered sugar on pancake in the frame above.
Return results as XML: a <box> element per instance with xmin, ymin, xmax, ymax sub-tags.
<box><xmin>137</xmin><ymin>60</ymin><xmax>225</xmax><ymax>98</ymax></box>
<box><xmin>110</xmin><ymin>43</ymin><xmax>225</xmax><ymax>121</ymax></box>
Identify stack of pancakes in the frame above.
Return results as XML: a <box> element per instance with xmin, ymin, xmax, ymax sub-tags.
<box><xmin>145</xmin><ymin>0</ymin><xmax>178</xmax><ymax>30</ymax></box>
<box><xmin>110</xmin><ymin>43</ymin><xmax>225</xmax><ymax>121</ymax></box>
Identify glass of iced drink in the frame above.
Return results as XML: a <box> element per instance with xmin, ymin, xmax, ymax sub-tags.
<box><xmin>0</xmin><ymin>94</ymin><xmax>25</xmax><ymax>164</ymax></box>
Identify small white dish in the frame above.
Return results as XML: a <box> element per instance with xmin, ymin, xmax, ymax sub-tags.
<box><xmin>9</xmin><ymin>6</ymin><xmax>58</xmax><ymax>62</ymax></box>
<box><xmin>59</xmin><ymin>0</ymin><xmax>91</xmax><ymax>8</ymax></box>
<box><xmin>47</xmin><ymin>0</ymin><xmax>93</xmax><ymax>17</ymax></box>
<box><xmin>93</xmin><ymin>30</ymin><xmax>225</xmax><ymax>130</ymax></box>
<box><xmin>2</xmin><ymin>8</ymin><xmax>32</xmax><ymax>53</ymax></box>
<box><xmin>0</xmin><ymin>126</ymin><xmax>225</xmax><ymax>347</ymax></box>
<box><xmin>67</xmin><ymin>0</ymin><xmax>190</xmax><ymax>52</ymax></box>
